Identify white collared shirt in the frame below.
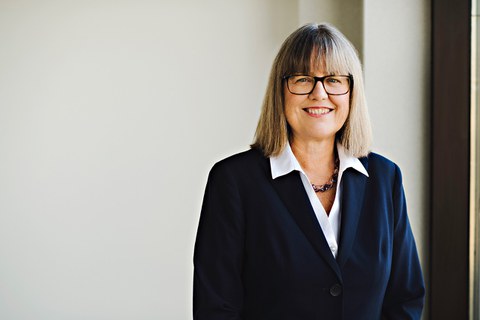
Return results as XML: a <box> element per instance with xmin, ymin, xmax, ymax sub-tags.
<box><xmin>270</xmin><ymin>143</ymin><xmax>369</xmax><ymax>258</ymax></box>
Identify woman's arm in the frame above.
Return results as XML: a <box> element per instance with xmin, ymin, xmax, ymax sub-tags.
<box><xmin>382</xmin><ymin>165</ymin><xmax>425</xmax><ymax>319</ymax></box>
<box><xmin>193</xmin><ymin>163</ymin><xmax>245</xmax><ymax>320</ymax></box>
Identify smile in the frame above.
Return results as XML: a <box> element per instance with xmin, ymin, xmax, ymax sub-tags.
<box><xmin>303</xmin><ymin>107</ymin><xmax>333</xmax><ymax>116</ymax></box>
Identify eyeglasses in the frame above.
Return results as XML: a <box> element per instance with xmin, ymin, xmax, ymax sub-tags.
<box><xmin>283</xmin><ymin>75</ymin><xmax>352</xmax><ymax>95</ymax></box>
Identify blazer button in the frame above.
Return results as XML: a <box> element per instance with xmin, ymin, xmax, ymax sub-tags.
<box><xmin>329</xmin><ymin>284</ymin><xmax>342</xmax><ymax>297</ymax></box>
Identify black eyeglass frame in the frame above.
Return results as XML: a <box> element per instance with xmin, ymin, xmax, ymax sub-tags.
<box><xmin>282</xmin><ymin>74</ymin><xmax>354</xmax><ymax>96</ymax></box>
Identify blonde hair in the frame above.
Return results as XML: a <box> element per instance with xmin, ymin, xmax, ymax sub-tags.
<box><xmin>251</xmin><ymin>23</ymin><xmax>372</xmax><ymax>158</ymax></box>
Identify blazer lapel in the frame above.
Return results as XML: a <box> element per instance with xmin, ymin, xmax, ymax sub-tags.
<box><xmin>271</xmin><ymin>171</ymin><xmax>342</xmax><ymax>280</ymax></box>
<box><xmin>336</xmin><ymin>160</ymin><xmax>368</xmax><ymax>267</ymax></box>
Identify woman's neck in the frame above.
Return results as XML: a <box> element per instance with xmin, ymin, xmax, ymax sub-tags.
<box><xmin>290</xmin><ymin>137</ymin><xmax>336</xmax><ymax>174</ymax></box>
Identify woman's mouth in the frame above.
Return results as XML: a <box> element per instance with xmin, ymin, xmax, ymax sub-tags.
<box><xmin>303</xmin><ymin>107</ymin><xmax>333</xmax><ymax>116</ymax></box>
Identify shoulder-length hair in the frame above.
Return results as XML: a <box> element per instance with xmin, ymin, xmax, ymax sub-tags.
<box><xmin>251</xmin><ymin>23</ymin><xmax>372</xmax><ymax>158</ymax></box>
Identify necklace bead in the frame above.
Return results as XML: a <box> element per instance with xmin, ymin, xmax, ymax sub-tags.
<box><xmin>311</xmin><ymin>158</ymin><xmax>339</xmax><ymax>193</ymax></box>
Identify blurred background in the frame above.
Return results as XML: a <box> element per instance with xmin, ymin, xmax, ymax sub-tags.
<box><xmin>0</xmin><ymin>0</ymin><xmax>477</xmax><ymax>319</ymax></box>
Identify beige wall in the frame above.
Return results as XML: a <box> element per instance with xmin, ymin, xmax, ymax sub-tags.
<box><xmin>0</xmin><ymin>0</ymin><xmax>430</xmax><ymax>319</ymax></box>
<box><xmin>363</xmin><ymin>1</ymin><xmax>430</xmax><ymax>307</ymax></box>
<box><xmin>299</xmin><ymin>0</ymin><xmax>364</xmax><ymax>59</ymax></box>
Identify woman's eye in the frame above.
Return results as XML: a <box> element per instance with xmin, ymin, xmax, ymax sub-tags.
<box><xmin>293</xmin><ymin>77</ymin><xmax>313</xmax><ymax>84</ymax></box>
<box><xmin>326</xmin><ymin>77</ymin><xmax>340</xmax><ymax>84</ymax></box>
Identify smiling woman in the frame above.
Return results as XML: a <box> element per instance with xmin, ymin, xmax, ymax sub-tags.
<box><xmin>193</xmin><ymin>23</ymin><xmax>425</xmax><ymax>320</ymax></box>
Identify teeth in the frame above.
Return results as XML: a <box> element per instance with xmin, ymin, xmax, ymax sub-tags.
<box><xmin>307</xmin><ymin>108</ymin><xmax>331</xmax><ymax>115</ymax></box>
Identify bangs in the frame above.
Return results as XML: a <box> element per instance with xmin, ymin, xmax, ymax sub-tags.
<box><xmin>282</xmin><ymin>27</ymin><xmax>354</xmax><ymax>76</ymax></box>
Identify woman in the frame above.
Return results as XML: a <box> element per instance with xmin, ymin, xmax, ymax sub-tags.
<box><xmin>193</xmin><ymin>23</ymin><xmax>425</xmax><ymax>320</ymax></box>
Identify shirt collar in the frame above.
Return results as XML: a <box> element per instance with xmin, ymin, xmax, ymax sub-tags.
<box><xmin>270</xmin><ymin>142</ymin><xmax>369</xmax><ymax>179</ymax></box>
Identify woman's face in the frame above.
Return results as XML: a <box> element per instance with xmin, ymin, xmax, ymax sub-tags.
<box><xmin>284</xmin><ymin>67</ymin><xmax>350</xmax><ymax>145</ymax></box>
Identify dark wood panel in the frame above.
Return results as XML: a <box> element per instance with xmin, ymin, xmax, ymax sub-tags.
<box><xmin>430</xmin><ymin>0</ymin><xmax>471</xmax><ymax>318</ymax></box>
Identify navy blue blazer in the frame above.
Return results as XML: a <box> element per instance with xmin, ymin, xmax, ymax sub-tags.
<box><xmin>193</xmin><ymin>148</ymin><xmax>425</xmax><ymax>320</ymax></box>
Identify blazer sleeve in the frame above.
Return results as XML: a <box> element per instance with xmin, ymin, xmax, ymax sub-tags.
<box><xmin>193</xmin><ymin>163</ymin><xmax>245</xmax><ymax>320</ymax></box>
<box><xmin>381</xmin><ymin>164</ymin><xmax>426</xmax><ymax>319</ymax></box>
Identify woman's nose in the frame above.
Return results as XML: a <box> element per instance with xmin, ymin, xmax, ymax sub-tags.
<box><xmin>309</xmin><ymin>80</ymin><xmax>329</xmax><ymax>100</ymax></box>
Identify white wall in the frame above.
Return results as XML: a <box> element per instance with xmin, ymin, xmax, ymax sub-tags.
<box><xmin>0</xmin><ymin>0</ymin><xmax>430</xmax><ymax>319</ymax></box>
<box><xmin>0</xmin><ymin>1</ymin><xmax>297</xmax><ymax>319</ymax></box>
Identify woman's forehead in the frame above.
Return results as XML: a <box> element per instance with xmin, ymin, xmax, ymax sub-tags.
<box><xmin>287</xmin><ymin>53</ymin><xmax>349</xmax><ymax>75</ymax></box>
<box><xmin>312</xmin><ymin>50</ymin><xmax>350</xmax><ymax>73</ymax></box>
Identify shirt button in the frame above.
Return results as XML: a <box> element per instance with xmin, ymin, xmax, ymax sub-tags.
<box><xmin>329</xmin><ymin>284</ymin><xmax>342</xmax><ymax>297</ymax></box>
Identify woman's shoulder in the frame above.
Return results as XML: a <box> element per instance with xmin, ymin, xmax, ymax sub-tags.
<box><xmin>216</xmin><ymin>147</ymin><xmax>265</xmax><ymax>165</ymax></box>
<box><xmin>209</xmin><ymin>148</ymin><xmax>268</xmax><ymax>178</ymax></box>
<box><xmin>362</xmin><ymin>152</ymin><xmax>403</xmax><ymax>181</ymax></box>
<box><xmin>364</xmin><ymin>152</ymin><xmax>396</xmax><ymax>168</ymax></box>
